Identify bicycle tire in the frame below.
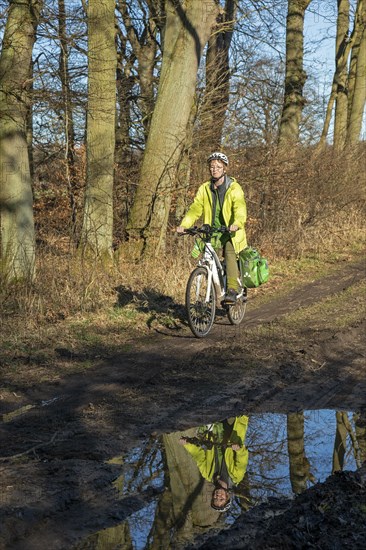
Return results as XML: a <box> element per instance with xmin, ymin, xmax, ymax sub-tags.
<box><xmin>186</xmin><ymin>267</ymin><xmax>216</xmax><ymax>338</ymax></box>
<box><xmin>227</xmin><ymin>294</ymin><xmax>247</xmax><ymax>325</ymax></box>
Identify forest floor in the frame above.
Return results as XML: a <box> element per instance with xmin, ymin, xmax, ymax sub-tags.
<box><xmin>0</xmin><ymin>252</ymin><xmax>365</xmax><ymax>549</ymax></box>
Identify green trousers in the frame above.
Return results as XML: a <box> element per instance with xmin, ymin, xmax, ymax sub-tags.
<box><xmin>224</xmin><ymin>240</ymin><xmax>240</xmax><ymax>292</ymax></box>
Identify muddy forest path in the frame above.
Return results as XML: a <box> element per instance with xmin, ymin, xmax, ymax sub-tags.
<box><xmin>0</xmin><ymin>254</ymin><xmax>365</xmax><ymax>550</ymax></box>
<box><xmin>1</xmin><ymin>255</ymin><xmax>365</xmax><ymax>443</ymax></box>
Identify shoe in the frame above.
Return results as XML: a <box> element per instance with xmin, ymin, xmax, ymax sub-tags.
<box><xmin>223</xmin><ymin>289</ymin><xmax>238</xmax><ymax>304</ymax></box>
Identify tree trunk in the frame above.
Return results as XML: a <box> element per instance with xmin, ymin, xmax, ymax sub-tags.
<box><xmin>346</xmin><ymin>0</ymin><xmax>366</xmax><ymax>145</ymax></box>
<box><xmin>332</xmin><ymin>411</ymin><xmax>361</xmax><ymax>471</ymax></box>
<box><xmin>278</xmin><ymin>0</ymin><xmax>312</xmax><ymax>146</ymax></box>
<box><xmin>355</xmin><ymin>411</ymin><xmax>366</xmax><ymax>465</ymax></box>
<box><xmin>58</xmin><ymin>0</ymin><xmax>77</xmax><ymax>237</ymax></box>
<box><xmin>80</xmin><ymin>0</ymin><xmax>117</xmax><ymax>258</ymax></box>
<box><xmin>126</xmin><ymin>0</ymin><xmax>218</xmax><ymax>258</ymax></box>
<box><xmin>0</xmin><ymin>0</ymin><xmax>42</xmax><ymax>281</ymax></box>
<box><xmin>346</xmin><ymin>1</ymin><xmax>363</xmax><ymax>125</ymax></box>
<box><xmin>160</xmin><ymin>430</ymin><xmax>220</xmax><ymax>545</ymax></box>
<box><xmin>115</xmin><ymin>30</ymin><xmax>135</xmax><ymax>166</ymax></box>
<box><xmin>333</xmin><ymin>0</ymin><xmax>350</xmax><ymax>150</ymax></box>
<box><xmin>319</xmin><ymin>0</ymin><xmax>364</xmax><ymax>148</ymax></box>
<box><xmin>332</xmin><ymin>411</ymin><xmax>349</xmax><ymax>472</ymax></box>
<box><xmin>117</xmin><ymin>0</ymin><xmax>158</xmax><ymax>143</ymax></box>
<box><xmin>200</xmin><ymin>0</ymin><xmax>237</xmax><ymax>151</ymax></box>
<box><xmin>287</xmin><ymin>412</ymin><xmax>314</xmax><ymax>494</ymax></box>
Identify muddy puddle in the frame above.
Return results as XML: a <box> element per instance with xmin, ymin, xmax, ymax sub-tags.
<box><xmin>73</xmin><ymin>409</ymin><xmax>364</xmax><ymax>549</ymax></box>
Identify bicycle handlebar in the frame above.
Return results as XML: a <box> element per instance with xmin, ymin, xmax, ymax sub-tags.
<box><xmin>179</xmin><ymin>224</ymin><xmax>231</xmax><ymax>237</ymax></box>
<box><xmin>180</xmin><ymin>435</ymin><xmax>243</xmax><ymax>450</ymax></box>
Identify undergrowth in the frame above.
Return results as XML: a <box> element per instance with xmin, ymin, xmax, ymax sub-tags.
<box><xmin>0</xmin><ymin>145</ymin><xmax>365</xmax><ymax>381</ymax></box>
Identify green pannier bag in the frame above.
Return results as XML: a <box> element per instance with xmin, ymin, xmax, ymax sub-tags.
<box><xmin>239</xmin><ymin>246</ymin><xmax>269</xmax><ymax>288</ymax></box>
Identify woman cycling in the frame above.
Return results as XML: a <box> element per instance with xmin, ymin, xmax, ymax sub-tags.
<box><xmin>177</xmin><ymin>152</ymin><xmax>247</xmax><ymax>304</ymax></box>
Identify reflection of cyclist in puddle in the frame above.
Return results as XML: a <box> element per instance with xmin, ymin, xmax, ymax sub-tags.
<box><xmin>179</xmin><ymin>415</ymin><xmax>249</xmax><ymax>512</ymax></box>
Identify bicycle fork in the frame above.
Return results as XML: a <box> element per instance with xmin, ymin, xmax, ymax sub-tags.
<box><xmin>209</xmin><ymin>259</ymin><xmax>226</xmax><ymax>302</ymax></box>
<box><xmin>194</xmin><ymin>267</ymin><xmax>214</xmax><ymax>303</ymax></box>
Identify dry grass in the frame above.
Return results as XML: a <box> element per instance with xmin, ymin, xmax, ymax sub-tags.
<box><xmin>0</xmin><ymin>145</ymin><xmax>365</xmax><ymax>383</ymax></box>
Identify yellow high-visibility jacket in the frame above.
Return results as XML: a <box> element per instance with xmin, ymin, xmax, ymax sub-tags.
<box><xmin>180</xmin><ymin>177</ymin><xmax>247</xmax><ymax>253</ymax></box>
<box><xmin>183</xmin><ymin>416</ymin><xmax>249</xmax><ymax>485</ymax></box>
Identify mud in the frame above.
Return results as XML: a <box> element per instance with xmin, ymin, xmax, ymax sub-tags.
<box><xmin>0</xmin><ymin>257</ymin><xmax>365</xmax><ymax>549</ymax></box>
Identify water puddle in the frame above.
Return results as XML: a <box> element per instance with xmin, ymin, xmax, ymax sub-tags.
<box><xmin>75</xmin><ymin>409</ymin><xmax>365</xmax><ymax>549</ymax></box>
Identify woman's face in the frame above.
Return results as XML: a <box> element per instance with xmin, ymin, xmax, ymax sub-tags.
<box><xmin>209</xmin><ymin>160</ymin><xmax>226</xmax><ymax>180</ymax></box>
<box><xmin>212</xmin><ymin>487</ymin><xmax>229</xmax><ymax>508</ymax></box>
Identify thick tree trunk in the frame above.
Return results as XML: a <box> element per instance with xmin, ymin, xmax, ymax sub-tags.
<box><xmin>0</xmin><ymin>0</ymin><xmax>42</xmax><ymax>281</ymax></box>
<box><xmin>80</xmin><ymin>0</ymin><xmax>117</xmax><ymax>258</ymax></box>
<box><xmin>346</xmin><ymin>1</ymin><xmax>366</xmax><ymax>145</ymax></box>
<box><xmin>278</xmin><ymin>0</ymin><xmax>312</xmax><ymax>146</ymax></box>
<box><xmin>334</xmin><ymin>0</ymin><xmax>350</xmax><ymax>150</ymax></box>
<box><xmin>160</xmin><ymin>430</ymin><xmax>220</xmax><ymax>544</ymax></box>
<box><xmin>319</xmin><ymin>0</ymin><xmax>364</xmax><ymax>148</ymax></box>
<box><xmin>346</xmin><ymin>1</ymin><xmax>363</xmax><ymax>126</ymax></box>
<box><xmin>126</xmin><ymin>0</ymin><xmax>218</xmax><ymax>258</ymax></box>
<box><xmin>200</xmin><ymin>0</ymin><xmax>237</xmax><ymax>151</ymax></box>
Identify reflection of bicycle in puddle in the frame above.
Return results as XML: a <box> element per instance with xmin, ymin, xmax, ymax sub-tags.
<box><xmin>179</xmin><ymin>435</ymin><xmax>242</xmax><ymax>450</ymax></box>
<box><xmin>76</xmin><ymin>410</ymin><xmax>365</xmax><ymax>549</ymax></box>
<box><xmin>180</xmin><ymin>416</ymin><xmax>250</xmax><ymax>512</ymax></box>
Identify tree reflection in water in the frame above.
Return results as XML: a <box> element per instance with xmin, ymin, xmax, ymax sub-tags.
<box><xmin>75</xmin><ymin>409</ymin><xmax>365</xmax><ymax>549</ymax></box>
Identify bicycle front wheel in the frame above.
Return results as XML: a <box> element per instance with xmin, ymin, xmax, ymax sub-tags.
<box><xmin>186</xmin><ymin>267</ymin><xmax>216</xmax><ymax>338</ymax></box>
<box><xmin>227</xmin><ymin>293</ymin><xmax>247</xmax><ymax>325</ymax></box>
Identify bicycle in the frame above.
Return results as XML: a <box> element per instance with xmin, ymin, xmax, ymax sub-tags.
<box><xmin>181</xmin><ymin>224</ymin><xmax>247</xmax><ymax>338</ymax></box>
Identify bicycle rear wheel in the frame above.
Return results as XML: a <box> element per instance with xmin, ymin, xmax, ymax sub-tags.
<box><xmin>227</xmin><ymin>291</ymin><xmax>247</xmax><ymax>325</ymax></box>
<box><xmin>186</xmin><ymin>267</ymin><xmax>216</xmax><ymax>338</ymax></box>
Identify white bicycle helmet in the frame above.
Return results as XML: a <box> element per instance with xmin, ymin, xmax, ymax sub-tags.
<box><xmin>207</xmin><ymin>152</ymin><xmax>229</xmax><ymax>165</ymax></box>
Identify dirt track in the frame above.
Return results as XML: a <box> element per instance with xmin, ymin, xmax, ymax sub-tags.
<box><xmin>0</xmin><ymin>256</ymin><xmax>365</xmax><ymax>549</ymax></box>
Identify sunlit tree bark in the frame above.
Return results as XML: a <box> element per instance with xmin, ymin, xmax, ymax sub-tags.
<box><xmin>334</xmin><ymin>0</ymin><xmax>350</xmax><ymax>150</ymax></box>
<box><xmin>173</xmin><ymin>95</ymin><xmax>199</xmax><ymax>229</ymax></box>
<box><xmin>0</xmin><ymin>0</ymin><xmax>43</xmax><ymax>281</ymax></box>
<box><xmin>346</xmin><ymin>0</ymin><xmax>366</xmax><ymax>145</ymax></box>
<box><xmin>80</xmin><ymin>0</ymin><xmax>117</xmax><ymax>258</ymax></box>
<box><xmin>126</xmin><ymin>0</ymin><xmax>218</xmax><ymax>258</ymax></box>
<box><xmin>320</xmin><ymin>0</ymin><xmax>364</xmax><ymax>147</ymax></box>
<box><xmin>278</xmin><ymin>0</ymin><xmax>312</xmax><ymax>145</ymax></box>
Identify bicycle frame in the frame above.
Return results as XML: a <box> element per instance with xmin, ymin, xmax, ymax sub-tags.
<box><xmin>183</xmin><ymin>225</ymin><xmax>247</xmax><ymax>337</ymax></box>
<box><xmin>197</xmin><ymin>242</ymin><xmax>226</xmax><ymax>302</ymax></box>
